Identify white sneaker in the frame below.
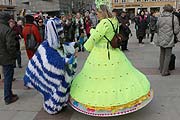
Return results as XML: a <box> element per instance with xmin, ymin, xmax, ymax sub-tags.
<box><xmin>150</xmin><ymin>42</ymin><xmax>154</xmax><ymax>45</ymax></box>
<box><xmin>139</xmin><ymin>43</ymin><xmax>145</xmax><ymax>47</ymax></box>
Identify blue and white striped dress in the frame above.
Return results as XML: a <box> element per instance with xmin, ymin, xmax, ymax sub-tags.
<box><xmin>23</xmin><ymin>41</ymin><xmax>77</xmax><ymax>114</ymax></box>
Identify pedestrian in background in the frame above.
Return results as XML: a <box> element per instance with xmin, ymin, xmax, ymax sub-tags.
<box><xmin>75</xmin><ymin>12</ymin><xmax>85</xmax><ymax>52</ymax></box>
<box><xmin>145</xmin><ymin>11</ymin><xmax>150</xmax><ymax>39</ymax></box>
<box><xmin>0</xmin><ymin>12</ymin><xmax>19</xmax><ymax>105</ymax></box>
<box><xmin>22</xmin><ymin>15</ymin><xmax>42</xmax><ymax>59</ymax></box>
<box><xmin>84</xmin><ymin>15</ymin><xmax>91</xmax><ymax>38</ymax></box>
<box><xmin>119</xmin><ymin>11</ymin><xmax>131</xmax><ymax>51</ymax></box>
<box><xmin>63</xmin><ymin>14</ymin><xmax>76</xmax><ymax>42</ymax></box>
<box><xmin>89</xmin><ymin>9</ymin><xmax>98</xmax><ymax>28</ymax></box>
<box><xmin>149</xmin><ymin>11</ymin><xmax>158</xmax><ymax>44</ymax></box>
<box><xmin>173</xmin><ymin>8</ymin><xmax>180</xmax><ymax>26</ymax></box>
<box><xmin>9</xmin><ymin>19</ymin><xmax>22</xmax><ymax>68</ymax></box>
<box><xmin>135</xmin><ymin>11</ymin><xmax>148</xmax><ymax>45</ymax></box>
<box><xmin>155</xmin><ymin>4</ymin><xmax>180</xmax><ymax>76</ymax></box>
<box><xmin>37</xmin><ymin>19</ymin><xmax>45</xmax><ymax>41</ymax></box>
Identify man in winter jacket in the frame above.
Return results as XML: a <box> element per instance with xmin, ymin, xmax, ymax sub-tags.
<box><xmin>0</xmin><ymin>12</ymin><xmax>19</xmax><ymax>105</ymax></box>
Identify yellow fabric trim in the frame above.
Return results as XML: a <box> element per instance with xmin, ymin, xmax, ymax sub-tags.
<box><xmin>74</xmin><ymin>91</ymin><xmax>151</xmax><ymax>112</ymax></box>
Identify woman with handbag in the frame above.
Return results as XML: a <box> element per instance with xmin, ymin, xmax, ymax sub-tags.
<box><xmin>69</xmin><ymin>0</ymin><xmax>153</xmax><ymax>117</ymax></box>
<box><xmin>155</xmin><ymin>4</ymin><xmax>180</xmax><ymax>76</ymax></box>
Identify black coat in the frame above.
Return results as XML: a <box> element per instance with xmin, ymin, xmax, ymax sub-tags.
<box><xmin>119</xmin><ymin>16</ymin><xmax>131</xmax><ymax>41</ymax></box>
<box><xmin>173</xmin><ymin>12</ymin><xmax>180</xmax><ymax>26</ymax></box>
<box><xmin>150</xmin><ymin>16</ymin><xmax>158</xmax><ymax>33</ymax></box>
<box><xmin>0</xmin><ymin>21</ymin><xmax>18</xmax><ymax>65</ymax></box>
<box><xmin>135</xmin><ymin>15</ymin><xmax>148</xmax><ymax>38</ymax></box>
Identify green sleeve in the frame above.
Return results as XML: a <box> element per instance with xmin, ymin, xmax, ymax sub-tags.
<box><xmin>84</xmin><ymin>19</ymin><xmax>109</xmax><ymax>52</ymax></box>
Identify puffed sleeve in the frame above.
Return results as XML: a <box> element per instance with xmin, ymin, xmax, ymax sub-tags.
<box><xmin>84</xmin><ymin>19</ymin><xmax>109</xmax><ymax>52</ymax></box>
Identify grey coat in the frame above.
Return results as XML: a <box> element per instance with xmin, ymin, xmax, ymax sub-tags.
<box><xmin>0</xmin><ymin>19</ymin><xmax>18</xmax><ymax>65</ymax></box>
<box><xmin>155</xmin><ymin>12</ymin><xmax>180</xmax><ymax>48</ymax></box>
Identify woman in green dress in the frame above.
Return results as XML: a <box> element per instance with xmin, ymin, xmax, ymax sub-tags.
<box><xmin>69</xmin><ymin>1</ymin><xmax>153</xmax><ymax>117</ymax></box>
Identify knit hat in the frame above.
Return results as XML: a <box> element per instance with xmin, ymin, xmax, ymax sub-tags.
<box><xmin>25</xmin><ymin>15</ymin><xmax>34</xmax><ymax>24</ymax></box>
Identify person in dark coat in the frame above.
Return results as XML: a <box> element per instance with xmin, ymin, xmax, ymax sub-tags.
<box><xmin>119</xmin><ymin>11</ymin><xmax>131</xmax><ymax>51</ymax></box>
<box><xmin>63</xmin><ymin>14</ymin><xmax>76</xmax><ymax>42</ymax></box>
<box><xmin>149</xmin><ymin>11</ymin><xmax>158</xmax><ymax>44</ymax></box>
<box><xmin>135</xmin><ymin>11</ymin><xmax>148</xmax><ymax>45</ymax></box>
<box><xmin>173</xmin><ymin>9</ymin><xmax>180</xmax><ymax>26</ymax></box>
<box><xmin>9</xmin><ymin>19</ymin><xmax>22</xmax><ymax>68</ymax></box>
<box><xmin>0</xmin><ymin>12</ymin><xmax>19</xmax><ymax>105</ymax></box>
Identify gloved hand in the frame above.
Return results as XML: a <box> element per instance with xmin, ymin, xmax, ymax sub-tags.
<box><xmin>67</xmin><ymin>55</ymin><xmax>75</xmax><ymax>64</ymax></box>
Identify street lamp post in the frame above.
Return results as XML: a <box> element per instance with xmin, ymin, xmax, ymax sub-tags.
<box><xmin>175</xmin><ymin>0</ymin><xmax>178</xmax><ymax>9</ymax></box>
<box><xmin>59</xmin><ymin>0</ymin><xmax>61</xmax><ymax>16</ymax></box>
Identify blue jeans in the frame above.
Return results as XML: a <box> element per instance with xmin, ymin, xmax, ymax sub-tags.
<box><xmin>3</xmin><ymin>64</ymin><xmax>14</xmax><ymax>102</ymax></box>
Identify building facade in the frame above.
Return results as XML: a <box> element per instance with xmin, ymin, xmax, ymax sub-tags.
<box><xmin>16</xmin><ymin>0</ymin><xmax>94</xmax><ymax>16</ymax></box>
<box><xmin>112</xmin><ymin>0</ymin><xmax>178</xmax><ymax>15</ymax></box>
<box><xmin>0</xmin><ymin>0</ymin><xmax>16</xmax><ymax>14</ymax></box>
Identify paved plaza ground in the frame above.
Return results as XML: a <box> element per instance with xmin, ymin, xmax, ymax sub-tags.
<box><xmin>0</xmin><ymin>24</ymin><xmax>180</xmax><ymax>120</ymax></box>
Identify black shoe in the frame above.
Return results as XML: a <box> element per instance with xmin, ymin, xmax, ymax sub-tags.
<box><xmin>18</xmin><ymin>66</ymin><xmax>22</xmax><ymax>68</ymax></box>
<box><xmin>12</xmin><ymin>78</ymin><xmax>16</xmax><ymax>81</ymax></box>
<box><xmin>162</xmin><ymin>73</ymin><xmax>171</xmax><ymax>76</ymax></box>
<box><xmin>5</xmin><ymin>95</ymin><xmax>19</xmax><ymax>105</ymax></box>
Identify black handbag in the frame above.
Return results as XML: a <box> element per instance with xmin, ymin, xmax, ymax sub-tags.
<box><xmin>26</xmin><ymin>26</ymin><xmax>39</xmax><ymax>51</ymax></box>
<box><xmin>172</xmin><ymin>15</ymin><xmax>178</xmax><ymax>44</ymax></box>
<box><xmin>169</xmin><ymin>54</ymin><xmax>176</xmax><ymax>70</ymax></box>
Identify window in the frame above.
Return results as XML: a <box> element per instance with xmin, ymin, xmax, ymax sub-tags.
<box><xmin>9</xmin><ymin>0</ymin><xmax>12</xmax><ymax>5</ymax></box>
<box><xmin>137</xmin><ymin>0</ymin><xmax>141</xmax><ymax>2</ymax></box>
<box><xmin>144</xmin><ymin>0</ymin><xmax>148</xmax><ymax>2</ymax></box>
<box><xmin>122</xmin><ymin>0</ymin><xmax>126</xmax><ymax>3</ymax></box>
<box><xmin>152</xmin><ymin>0</ymin><xmax>156</xmax><ymax>1</ymax></box>
<box><xmin>114</xmin><ymin>0</ymin><xmax>118</xmax><ymax>3</ymax></box>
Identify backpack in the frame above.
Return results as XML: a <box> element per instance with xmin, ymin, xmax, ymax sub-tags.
<box><xmin>104</xmin><ymin>19</ymin><xmax>123</xmax><ymax>48</ymax></box>
<box><xmin>26</xmin><ymin>26</ymin><xmax>39</xmax><ymax>51</ymax></box>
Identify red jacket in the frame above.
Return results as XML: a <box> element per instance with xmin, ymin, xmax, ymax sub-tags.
<box><xmin>22</xmin><ymin>24</ymin><xmax>42</xmax><ymax>59</ymax></box>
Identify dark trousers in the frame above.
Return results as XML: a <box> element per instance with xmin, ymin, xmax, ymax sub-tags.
<box><xmin>121</xmin><ymin>39</ymin><xmax>129</xmax><ymax>50</ymax></box>
<box><xmin>150</xmin><ymin>33</ymin><xmax>155</xmax><ymax>42</ymax></box>
<box><xmin>16</xmin><ymin>50</ymin><xmax>21</xmax><ymax>67</ymax></box>
<box><xmin>78</xmin><ymin>42</ymin><xmax>85</xmax><ymax>52</ymax></box>
<box><xmin>3</xmin><ymin>64</ymin><xmax>14</xmax><ymax>102</ymax></box>
<box><xmin>77</xmin><ymin>36</ymin><xmax>85</xmax><ymax>52</ymax></box>
<box><xmin>159</xmin><ymin>47</ymin><xmax>172</xmax><ymax>75</ymax></box>
<box><xmin>138</xmin><ymin>36</ymin><xmax>143</xmax><ymax>43</ymax></box>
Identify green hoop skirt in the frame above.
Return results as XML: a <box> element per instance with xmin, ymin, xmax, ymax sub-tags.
<box><xmin>70</xmin><ymin>45</ymin><xmax>153</xmax><ymax>116</ymax></box>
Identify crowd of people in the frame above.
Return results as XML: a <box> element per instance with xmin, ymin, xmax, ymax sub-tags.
<box><xmin>0</xmin><ymin>1</ymin><xmax>180</xmax><ymax>117</ymax></box>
